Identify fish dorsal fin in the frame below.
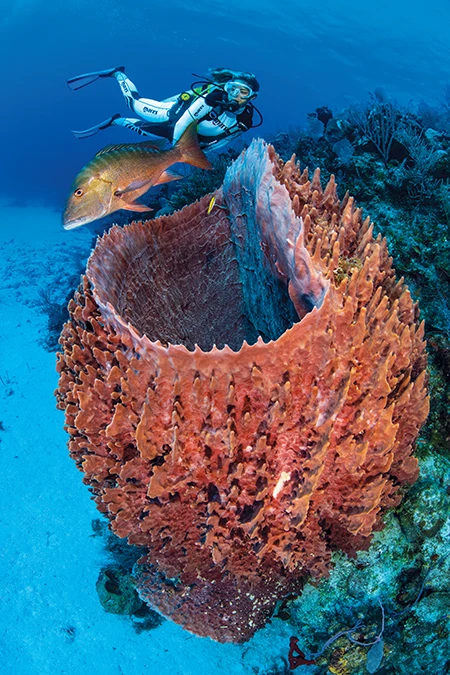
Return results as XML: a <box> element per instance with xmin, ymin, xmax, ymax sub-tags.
<box><xmin>139</xmin><ymin>139</ymin><xmax>169</xmax><ymax>151</ymax></box>
<box><xmin>95</xmin><ymin>139</ymin><xmax>168</xmax><ymax>157</ymax></box>
<box><xmin>96</xmin><ymin>143</ymin><xmax>133</xmax><ymax>156</ymax></box>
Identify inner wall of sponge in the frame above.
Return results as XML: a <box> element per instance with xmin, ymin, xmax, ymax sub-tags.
<box><xmin>88</xmin><ymin>199</ymin><xmax>299</xmax><ymax>351</ymax></box>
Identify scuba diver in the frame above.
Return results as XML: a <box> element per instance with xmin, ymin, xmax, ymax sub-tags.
<box><xmin>67</xmin><ymin>67</ymin><xmax>262</xmax><ymax>152</ymax></box>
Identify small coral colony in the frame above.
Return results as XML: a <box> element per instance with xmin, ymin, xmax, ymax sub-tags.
<box><xmin>56</xmin><ymin>85</ymin><xmax>449</xmax><ymax>671</ymax></box>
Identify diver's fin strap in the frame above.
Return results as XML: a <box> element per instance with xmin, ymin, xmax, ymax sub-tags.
<box><xmin>67</xmin><ymin>66</ymin><xmax>125</xmax><ymax>91</ymax></box>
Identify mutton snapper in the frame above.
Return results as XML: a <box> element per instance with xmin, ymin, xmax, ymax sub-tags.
<box><xmin>63</xmin><ymin>122</ymin><xmax>211</xmax><ymax>229</ymax></box>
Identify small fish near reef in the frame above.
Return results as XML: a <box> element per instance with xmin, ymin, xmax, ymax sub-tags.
<box><xmin>63</xmin><ymin>122</ymin><xmax>211</xmax><ymax>229</ymax></box>
<box><xmin>207</xmin><ymin>195</ymin><xmax>216</xmax><ymax>214</ymax></box>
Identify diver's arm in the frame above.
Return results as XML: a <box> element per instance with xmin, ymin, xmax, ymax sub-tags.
<box><xmin>172</xmin><ymin>96</ymin><xmax>214</xmax><ymax>144</ymax></box>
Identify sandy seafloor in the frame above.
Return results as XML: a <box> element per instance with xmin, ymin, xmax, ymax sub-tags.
<box><xmin>0</xmin><ymin>201</ymin><xmax>295</xmax><ymax>675</ymax></box>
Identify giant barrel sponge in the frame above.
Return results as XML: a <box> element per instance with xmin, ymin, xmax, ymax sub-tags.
<box><xmin>56</xmin><ymin>140</ymin><xmax>429</xmax><ymax>642</ymax></box>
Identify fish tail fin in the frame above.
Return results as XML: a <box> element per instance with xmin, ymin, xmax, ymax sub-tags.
<box><xmin>176</xmin><ymin>122</ymin><xmax>212</xmax><ymax>170</ymax></box>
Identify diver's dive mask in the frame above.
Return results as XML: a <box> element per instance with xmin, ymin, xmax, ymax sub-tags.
<box><xmin>224</xmin><ymin>80</ymin><xmax>254</xmax><ymax>101</ymax></box>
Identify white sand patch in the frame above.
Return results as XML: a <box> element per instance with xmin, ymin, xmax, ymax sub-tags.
<box><xmin>0</xmin><ymin>204</ymin><xmax>289</xmax><ymax>675</ymax></box>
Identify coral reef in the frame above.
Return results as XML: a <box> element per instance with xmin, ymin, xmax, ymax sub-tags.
<box><xmin>96</xmin><ymin>566</ymin><xmax>144</xmax><ymax>615</ymax></box>
<box><xmin>273</xmin><ymin>453</ymin><xmax>450</xmax><ymax>675</ymax></box>
<box><xmin>56</xmin><ymin>139</ymin><xmax>428</xmax><ymax>643</ymax></box>
<box><xmin>274</xmin><ymin>93</ymin><xmax>450</xmax><ymax>453</ymax></box>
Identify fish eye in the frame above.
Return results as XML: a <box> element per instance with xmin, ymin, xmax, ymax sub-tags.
<box><xmin>74</xmin><ymin>188</ymin><xmax>84</xmax><ymax>197</ymax></box>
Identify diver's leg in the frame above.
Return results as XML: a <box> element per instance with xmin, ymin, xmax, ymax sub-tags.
<box><xmin>113</xmin><ymin>71</ymin><xmax>140</xmax><ymax>109</ymax></box>
<box><xmin>112</xmin><ymin>117</ymin><xmax>172</xmax><ymax>140</ymax></box>
<box><xmin>71</xmin><ymin>114</ymin><xmax>172</xmax><ymax>141</ymax></box>
<box><xmin>113</xmin><ymin>71</ymin><xmax>174</xmax><ymax>122</ymax></box>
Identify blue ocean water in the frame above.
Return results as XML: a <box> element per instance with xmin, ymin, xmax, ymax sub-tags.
<box><xmin>1</xmin><ymin>2</ymin><xmax>450</xmax><ymax>675</ymax></box>
<box><xmin>2</xmin><ymin>0</ymin><xmax>450</xmax><ymax>206</ymax></box>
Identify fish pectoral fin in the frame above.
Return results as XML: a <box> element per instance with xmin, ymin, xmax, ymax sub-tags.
<box><xmin>120</xmin><ymin>201</ymin><xmax>153</xmax><ymax>212</ymax></box>
<box><xmin>155</xmin><ymin>169</ymin><xmax>184</xmax><ymax>185</ymax></box>
<box><xmin>114</xmin><ymin>178</ymin><xmax>154</xmax><ymax>195</ymax></box>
